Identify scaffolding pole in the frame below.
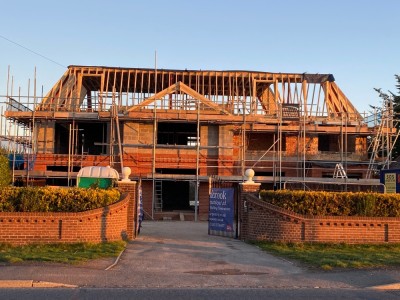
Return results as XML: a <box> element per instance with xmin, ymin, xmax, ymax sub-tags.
<box><xmin>152</xmin><ymin>52</ymin><xmax>157</xmax><ymax>219</ymax></box>
<box><xmin>195</xmin><ymin>98</ymin><xmax>200</xmax><ymax>222</ymax></box>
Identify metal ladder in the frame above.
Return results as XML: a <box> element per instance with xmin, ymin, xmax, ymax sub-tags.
<box><xmin>333</xmin><ymin>163</ymin><xmax>347</xmax><ymax>178</ymax></box>
<box><xmin>154</xmin><ymin>180</ymin><xmax>163</xmax><ymax>212</ymax></box>
<box><xmin>366</xmin><ymin>99</ymin><xmax>398</xmax><ymax>178</ymax></box>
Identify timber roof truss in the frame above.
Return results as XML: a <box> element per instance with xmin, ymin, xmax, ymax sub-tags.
<box><xmin>35</xmin><ymin>65</ymin><xmax>362</xmax><ymax>122</ymax></box>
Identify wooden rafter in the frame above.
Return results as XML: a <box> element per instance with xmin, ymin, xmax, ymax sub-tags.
<box><xmin>35</xmin><ymin>66</ymin><xmax>363</xmax><ymax>121</ymax></box>
<box><xmin>127</xmin><ymin>81</ymin><xmax>231</xmax><ymax>115</ymax></box>
<box><xmin>127</xmin><ymin>83</ymin><xmax>178</xmax><ymax>111</ymax></box>
<box><xmin>258</xmin><ymin>86</ymin><xmax>277</xmax><ymax>115</ymax></box>
<box><xmin>330</xmin><ymin>82</ymin><xmax>361</xmax><ymax>119</ymax></box>
<box><xmin>177</xmin><ymin>82</ymin><xmax>231</xmax><ymax>115</ymax></box>
<box><xmin>322</xmin><ymin>81</ymin><xmax>361</xmax><ymax>120</ymax></box>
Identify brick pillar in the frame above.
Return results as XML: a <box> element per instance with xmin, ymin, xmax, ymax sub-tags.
<box><xmin>118</xmin><ymin>181</ymin><xmax>137</xmax><ymax>240</ymax></box>
<box><xmin>239</xmin><ymin>182</ymin><xmax>261</xmax><ymax>240</ymax></box>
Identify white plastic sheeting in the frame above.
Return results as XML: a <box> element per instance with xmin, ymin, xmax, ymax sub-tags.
<box><xmin>77</xmin><ymin>166</ymin><xmax>119</xmax><ymax>179</ymax></box>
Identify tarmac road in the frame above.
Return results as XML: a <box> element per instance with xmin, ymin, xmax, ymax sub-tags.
<box><xmin>0</xmin><ymin>221</ymin><xmax>399</xmax><ymax>297</ymax></box>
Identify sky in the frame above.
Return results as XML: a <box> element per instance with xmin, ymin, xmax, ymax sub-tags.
<box><xmin>0</xmin><ymin>0</ymin><xmax>399</xmax><ymax>114</ymax></box>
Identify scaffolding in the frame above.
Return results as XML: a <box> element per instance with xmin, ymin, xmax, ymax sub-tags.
<box><xmin>1</xmin><ymin>65</ymin><xmax>396</xmax><ymax>198</ymax></box>
<box><xmin>1</xmin><ymin>67</ymin><xmax>36</xmax><ymax>186</ymax></box>
<box><xmin>366</xmin><ymin>97</ymin><xmax>399</xmax><ymax>178</ymax></box>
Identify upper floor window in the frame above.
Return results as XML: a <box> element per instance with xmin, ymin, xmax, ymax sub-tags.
<box><xmin>157</xmin><ymin>122</ymin><xmax>199</xmax><ymax>146</ymax></box>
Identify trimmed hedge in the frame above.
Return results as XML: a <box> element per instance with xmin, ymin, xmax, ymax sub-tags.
<box><xmin>259</xmin><ymin>190</ymin><xmax>400</xmax><ymax>217</ymax></box>
<box><xmin>0</xmin><ymin>153</ymin><xmax>11</xmax><ymax>187</ymax></box>
<box><xmin>0</xmin><ymin>187</ymin><xmax>121</xmax><ymax>213</ymax></box>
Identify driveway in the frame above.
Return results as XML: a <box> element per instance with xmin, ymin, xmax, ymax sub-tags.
<box><xmin>113</xmin><ymin>221</ymin><xmax>302</xmax><ymax>288</ymax></box>
<box><xmin>0</xmin><ymin>221</ymin><xmax>399</xmax><ymax>292</ymax></box>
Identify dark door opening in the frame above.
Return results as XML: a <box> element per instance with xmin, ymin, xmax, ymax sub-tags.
<box><xmin>162</xmin><ymin>181</ymin><xmax>191</xmax><ymax>211</ymax></box>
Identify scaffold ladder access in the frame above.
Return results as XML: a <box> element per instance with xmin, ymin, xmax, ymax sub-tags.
<box><xmin>154</xmin><ymin>180</ymin><xmax>163</xmax><ymax>212</ymax></box>
<box><xmin>333</xmin><ymin>163</ymin><xmax>347</xmax><ymax>179</ymax></box>
<box><xmin>366</xmin><ymin>99</ymin><xmax>397</xmax><ymax>179</ymax></box>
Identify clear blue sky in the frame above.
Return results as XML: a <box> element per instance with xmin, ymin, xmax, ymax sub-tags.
<box><xmin>0</xmin><ymin>0</ymin><xmax>399</xmax><ymax>113</ymax></box>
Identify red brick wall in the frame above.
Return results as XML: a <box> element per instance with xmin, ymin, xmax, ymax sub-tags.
<box><xmin>240</xmin><ymin>191</ymin><xmax>400</xmax><ymax>244</ymax></box>
<box><xmin>141</xmin><ymin>181</ymin><xmax>153</xmax><ymax>217</ymax></box>
<box><xmin>198</xmin><ymin>182</ymin><xmax>210</xmax><ymax>221</ymax></box>
<box><xmin>118</xmin><ymin>181</ymin><xmax>137</xmax><ymax>239</ymax></box>
<box><xmin>0</xmin><ymin>184</ymin><xmax>137</xmax><ymax>245</ymax></box>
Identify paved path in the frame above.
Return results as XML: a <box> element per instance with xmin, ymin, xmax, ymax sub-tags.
<box><xmin>113</xmin><ymin>221</ymin><xmax>302</xmax><ymax>288</ymax></box>
<box><xmin>0</xmin><ymin>221</ymin><xmax>399</xmax><ymax>293</ymax></box>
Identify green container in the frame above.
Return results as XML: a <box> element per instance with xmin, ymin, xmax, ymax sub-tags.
<box><xmin>76</xmin><ymin>166</ymin><xmax>119</xmax><ymax>189</ymax></box>
<box><xmin>77</xmin><ymin>177</ymin><xmax>114</xmax><ymax>189</ymax></box>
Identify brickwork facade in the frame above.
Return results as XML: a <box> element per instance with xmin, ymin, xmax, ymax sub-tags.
<box><xmin>30</xmin><ymin>119</ymin><xmax>370</xmax><ymax>180</ymax></box>
<box><xmin>37</xmin><ymin>121</ymin><xmax>55</xmax><ymax>154</ymax></box>
<box><xmin>117</xmin><ymin>181</ymin><xmax>138</xmax><ymax>239</ymax></box>
<box><xmin>0</xmin><ymin>182</ymin><xmax>137</xmax><ymax>245</ymax></box>
<box><xmin>240</xmin><ymin>186</ymin><xmax>400</xmax><ymax>244</ymax></box>
<box><xmin>198</xmin><ymin>183</ymin><xmax>210</xmax><ymax>221</ymax></box>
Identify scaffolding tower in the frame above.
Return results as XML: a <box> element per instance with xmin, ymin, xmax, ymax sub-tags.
<box><xmin>366</xmin><ymin>97</ymin><xmax>399</xmax><ymax>179</ymax></box>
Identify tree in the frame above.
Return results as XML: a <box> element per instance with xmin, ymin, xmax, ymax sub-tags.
<box><xmin>0</xmin><ymin>148</ymin><xmax>12</xmax><ymax>187</ymax></box>
<box><xmin>374</xmin><ymin>75</ymin><xmax>400</xmax><ymax>159</ymax></box>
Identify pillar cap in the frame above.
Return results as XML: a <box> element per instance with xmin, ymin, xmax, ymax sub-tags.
<box><xmin>121</xmin><ymin>167</ymin><xmax>131</xmax><ymax>181</ymax></box>
<box><xmin>244</xmin><ymin>168</ymin><xmax>255</xmax><ymax>183</ymax></box>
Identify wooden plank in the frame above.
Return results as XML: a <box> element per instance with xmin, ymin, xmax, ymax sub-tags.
<box><xmin>302</xmin><ymin>79</ymin><xmax>308</xmax><ymax>116</ymax></box>
<box><xmin>322</xmin><ymin>81</ymin><xmax>336</xmax><ymax>116</ymax></box>
<box><xmin>127</xmin><ymin>83</ymin><xmax>178</xmax><ymax>111</ymax></box>
<box><xmin>177</xmin><ymin>82</ymin><xmax>231</xmax><ymax>115</ymax></box>
<box><xmin>330</xmin><ymin>82</ymin><xmax>362</xmax><ymax>120</ymax></box>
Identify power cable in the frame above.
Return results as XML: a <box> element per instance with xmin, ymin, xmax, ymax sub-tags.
<box><xmin>0</xmin><ymin>34</ymin><xmax>66</xmax><ymax>68</ymax></box>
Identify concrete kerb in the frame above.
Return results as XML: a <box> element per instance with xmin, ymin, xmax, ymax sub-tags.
<box><xmin>0</xmin><ymin>280</ymin><xmax>77</xmax><ymax>288</ymax></box>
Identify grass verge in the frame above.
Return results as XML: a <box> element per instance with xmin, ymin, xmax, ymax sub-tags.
<box><xmin>0</xmin><ymin>241</ymin><xmax>126</xmax><ymax>264</ymax></box>
<box><xmin>253</xmin><ymin>241</ymin><xmax>400</xmax><ymax>270</ymax></box>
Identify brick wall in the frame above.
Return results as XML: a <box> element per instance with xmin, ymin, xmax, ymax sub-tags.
<box><xmin>240</xmin><ymin>187</ymin><xmax>400</xmax><ymax>244</ymax></box>
<box><xmin>36</xmin><ymin>121</ymin><xmax>55</xmax><ymax>154</ymax></box>
<box><xmin>141</xmin><ymin>181</ymin><xmax>153</xmax><ymax>218</ymax></box>
<box><xmin>355</xmin><ymin>136</ymin><xmax>367</xmax><ymax>157</ymax></box>
<box><xmin>0</xmin><ymin>182</ymin><xmax>137</xmax><ymax>245</ymax></box>
<box><xmin>285</xmin><ymin>134</ymin><xmax>319</xmax><ymax>156</ymax></box>
<box><xmin>219</xmin><ymin>125</ymin><xmax>235</xmax><ymax>175</ymax></box>
<box><xmin>198</xmin><ymin>182</ymin><xmax>210</xmax><ymax>221</ymax></box>
<box><xmin>118</xmin><ymin>181</ymin><xmax>138</xmax><ymax>239</ymax></box>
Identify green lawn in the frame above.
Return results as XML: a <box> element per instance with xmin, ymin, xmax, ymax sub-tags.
<box><xmin>253</xmin><ymin>241</ymin><xmax>400</xmax><ymax>270</ymax></box>
<box><xmin>0</xmin><ymin>241</ymin><xmax>126</xmax><ymax>264</ymax></box>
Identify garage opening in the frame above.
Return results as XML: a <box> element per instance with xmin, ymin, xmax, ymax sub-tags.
<box><xmin>158</xmin><ymin>181</ymin><xmax>195</xmax><ymax>211</ymax></box>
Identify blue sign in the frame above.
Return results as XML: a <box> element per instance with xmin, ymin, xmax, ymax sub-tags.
<box><xmin>380</xmin><ymin>169</ymin><xmax>400</xmax><ymax>193</ymax></box>
<box><xmin>208</xmin><ymin>188</ymin><xmax>234</xmax><ymax>234</ymax></box>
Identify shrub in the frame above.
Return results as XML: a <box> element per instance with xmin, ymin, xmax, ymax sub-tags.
<box><xmin>259</xmin><ymin>190</ymin><xmax>400</xmax><ymax>217</ymax></box>
<box><xmin>0</xmin><ymin>187</ymin><xmax>121</xmax><ymax>213</ymax></box>
<box><xmin>0</xmin><ymin>151</ymin><xmax>11</xmax><ymax>187</ymax></box>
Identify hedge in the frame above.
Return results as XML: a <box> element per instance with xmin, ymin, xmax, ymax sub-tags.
<box><xmin>0</xmin><ymin>187</ymin><xmax>121</xmax><ymax>213</ymax></box>
<box><xmin>259</xmin><ymin>190</ymin><xmax>400</xmax><ymax>217</ymax></box>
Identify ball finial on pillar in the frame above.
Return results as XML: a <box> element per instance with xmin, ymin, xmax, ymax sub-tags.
<box><xmin>244</xmin><ymin>168</ymin><xmax>255</xmax><ymax>183</ymax></box>
<box><xmin>121</xmin><ymin>167</ymin><xmax>132</xmax><ymax>181</ymax></box>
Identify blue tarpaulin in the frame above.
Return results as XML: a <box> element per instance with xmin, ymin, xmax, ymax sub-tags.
<box><xmin>8</xmin><ymin>154</ymin><xmax>24</xmax><ymax>170</ymax></box>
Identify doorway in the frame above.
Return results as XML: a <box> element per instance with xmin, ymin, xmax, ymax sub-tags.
<box><xmin>161</xmin><ymin>181</ymin><xmax>193</xmax><ymax>211</ymax></box>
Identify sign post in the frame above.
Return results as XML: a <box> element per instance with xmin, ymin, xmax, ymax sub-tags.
<box><xmin>380</xmin><ymin>169</ymin><xmax>400</xmax><ymax>194</ymax></box>
<box><xmin>208</xmin><ymin>187</ymin><xmax>235</xmax><ymax>237</ymax></box>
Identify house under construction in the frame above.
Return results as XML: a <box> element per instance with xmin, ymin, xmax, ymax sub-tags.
<box><xmin>2</xmin><ymin>65</ymin><xmax>396</xmax><ymax>220</ymax></box>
